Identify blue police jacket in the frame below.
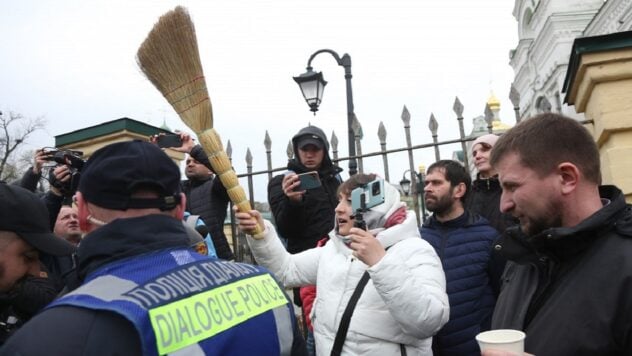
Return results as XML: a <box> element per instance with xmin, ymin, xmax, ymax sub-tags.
<box><xmin>49</xmin><ymin>248</ymin><xmax>295</xmax><ymax>355</ymax></box>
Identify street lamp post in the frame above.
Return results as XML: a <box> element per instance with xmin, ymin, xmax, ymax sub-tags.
<box><xmin>293</xmin><ymin>49</ymin><xmax>358</xmax><ymax>176</ymax></box>
<box><xmin>399</xmin><ymin>166</ymin><xmax>428</xmax><ymax>222</ymax></box>
<box><xmin>418</xmin><ymin>165</ymin><xmax>428</xmax><ymax>221</ymax></box>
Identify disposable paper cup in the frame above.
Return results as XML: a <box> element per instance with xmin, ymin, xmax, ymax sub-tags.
<box><xmin>476</xmin><ymin>329</ymin><xmax>525</xmax><ymax>354</ymax></box>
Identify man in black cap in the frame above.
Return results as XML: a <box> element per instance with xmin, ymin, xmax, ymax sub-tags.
<box><xmin>268</xmin><ymin>125</ymin><xmax>342</xmax><ymax>255</ymax></box>
<box><xmin>2</xmin><ymin>140</ymin><xmax>305</xmax><ymax>355</ymax></box>
<box><xmin>172</xmin><ymin>133</ymin><xmax>234</xmax><ymax>260</ymax></box>
<box><xmin>0</xmin><ymin>184</ymin><xmax>75</xmax><ymax>342</ymax></box>
<box><xmin>0</xmin><ymin>184</ymin><xmax>76</xmax><ymax>290</ymax></box>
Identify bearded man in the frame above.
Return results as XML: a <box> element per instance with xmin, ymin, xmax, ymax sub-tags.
<box><xmin>420</xmin><ymin>159</ymin><xmax>499</xmax><ymax>356</ymax></box>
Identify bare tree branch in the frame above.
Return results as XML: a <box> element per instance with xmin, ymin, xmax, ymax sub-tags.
<box><xmin>0</xmin><ymin>111</ymin><xmax>47</xmax><ymax>181</ymax></box>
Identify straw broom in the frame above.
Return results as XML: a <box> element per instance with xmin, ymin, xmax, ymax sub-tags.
<box><xmin>136</xmin><ymin>6</ymin><xmax>263</xmax><ymax>236</ymax></box>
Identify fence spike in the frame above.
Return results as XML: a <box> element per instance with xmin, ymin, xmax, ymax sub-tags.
<box><xmin>286</xmin><ymin>140</ymin><xmax>293</xmax><ymax>159</ymax></box>
<box><xmin>453</xmin><ymin>97</ymin><xmax>464</xmax><ymax>118</ymax></box>
<box><xmin>484</xmin><ymin>103</ymin><xmax>494</xmax><ymax>133</ymax></box>
<box><xmin>429</xmin><ymin>113</ymin><xmax>439</xmax><ymax>135</ymax></box>
<box><xmin>226</xmin><ymin>140</ymin><xmax>233</xmax><ymax>159</ymax></box>
<box><xmin>401</xmin><ymin>105</ymin><xmax>411</xmax><ymax>126</ymax></box>
<box><xmin>378</xmin><ymin>122</ymin><xmax>386</xmax><ymax>143</ymax></box>
<box><xmin>352</xmin><ymin>113</ymin><xmax>363</xmax><ymax>139</ymax></box>
<box><xmin>264</xmin><ymin>131</ymin><xmax>271</xmax><ymax>150</ymax></box>
<box><xmin>331</xmin><ymin>131</ymin><xmax>338</xmax><ymax>151</ymax></box>
<box><xmin>246</xmin><ymin>148</ymin><xmax>253</xmax><ymax>165</ymax></box>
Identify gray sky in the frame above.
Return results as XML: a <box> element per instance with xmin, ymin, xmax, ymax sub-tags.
<box><xmin>0</xmin><ymin>0</ymin><xmax>518</xmax><ymax>200</ymax></box>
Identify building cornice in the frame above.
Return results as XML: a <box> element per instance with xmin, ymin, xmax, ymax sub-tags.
<box><xmin>584</xmin><ymin>0</ymin><xmax>631</xmax><ymax>35</ymax></box>
<box><xmin>563</xmin><ymin>30</ymin><xmax>632</xmax><ymax>104</ymax></box>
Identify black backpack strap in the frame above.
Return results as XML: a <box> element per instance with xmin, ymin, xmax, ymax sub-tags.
<box><xmin>330</xmin><ymin>271</ymin><xmax>371</xmax><ymax>356</ymax></box>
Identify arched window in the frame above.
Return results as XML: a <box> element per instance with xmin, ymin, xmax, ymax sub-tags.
<box><xmin>535</xmin><ymin>96</ymin><xmax>552</xmax><ymax>113</ymax></box>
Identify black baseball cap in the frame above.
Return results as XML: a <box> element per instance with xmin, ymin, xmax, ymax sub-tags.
<box><xmin>0</xmin><ymin>184</ymin><xmax>75</xmax><ymax>255</ymax></box>
<box><xmin>296</xmin><ymin>134</ymin><xmax>324</xmax><ymax>150</ymax></box>
<box><xmin>78</xmin><ymin>140</ymin><xmax>182</xmax><ymax>211</ymax></box>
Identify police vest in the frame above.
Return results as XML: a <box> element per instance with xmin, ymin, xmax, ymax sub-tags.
<box><xmin>49</xmin><ymin>248</ymin><xmax>294</xmax><ymax>355</ymax></box>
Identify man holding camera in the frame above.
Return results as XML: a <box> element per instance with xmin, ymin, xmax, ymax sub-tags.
<box><xmin>18</xmin><ymin>148</ymin><xmax>84</xmax><ymax>231</ymax></box>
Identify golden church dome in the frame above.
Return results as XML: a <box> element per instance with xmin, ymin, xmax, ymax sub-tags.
<box><xmin>487</xmin><ymin>92</ymin><xmax>501</xmax><ymax>111</ymax></box>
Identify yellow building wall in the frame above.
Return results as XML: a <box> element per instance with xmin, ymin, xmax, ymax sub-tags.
<box><xmin>567</xmin><ymin>47</ymin><xmax>632</xmax><ymax>202</ymax></box>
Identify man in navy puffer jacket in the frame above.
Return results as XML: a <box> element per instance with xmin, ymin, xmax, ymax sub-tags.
<box><xmin>420</xmin><ymin>160</ymin><xmax>500</xmax><ymax>356</ymax></box>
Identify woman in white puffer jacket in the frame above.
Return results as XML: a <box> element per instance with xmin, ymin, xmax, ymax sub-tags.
<box><xmin>236</xmin><ymin>174</ymin><xmax>449</xmax><ymax>355</ymax></box>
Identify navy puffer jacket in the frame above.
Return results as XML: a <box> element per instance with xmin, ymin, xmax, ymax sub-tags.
<box><xmin>420</xmin><ymin>211</ymin><xmax>499</xmax><ymax>356</ymax></box>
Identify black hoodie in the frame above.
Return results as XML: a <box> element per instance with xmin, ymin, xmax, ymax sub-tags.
<box><xmin>267</xmin><ymin>126</ymin><xmax>343</xmax><ymax>254</ymax></box>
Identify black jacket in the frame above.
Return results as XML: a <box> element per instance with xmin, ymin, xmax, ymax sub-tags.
<box><xmin>465</xmin><ymin>174</ymin><xmax>518</xmax><ymax>234</ymax></box>
<box><xmin>181</xmin><ymin>175</ymin><xmax>234</xmax><ymax>260</ymax></box>
<box><xmin>268</xmin><ymin>126</ymin><xmax>342</xmax><ymax>254</ymax></box>
<box><xmin>1</xmin><ymin>215</ymin><xmax>306</xmax><ymax>356</ymax></box>
<box><xmin>491</xmin><ymin>186</ymin><xmax>632</xmax><ymax>356</ymax></box>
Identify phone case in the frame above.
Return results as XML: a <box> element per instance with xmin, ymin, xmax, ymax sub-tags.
<box><xmin>297</xmin><ymin>172</ymin><xmax>321</xmax><ymax>190</ymax></box>
<box><xmin>351</xmin><ymin>179</ymin><xmax>385</xmax><ymax>211</ymax></box>
<box><xmin>157</xmin><ymin>135</ymin><xmax>183</xmax><ymax>148</ymax></box>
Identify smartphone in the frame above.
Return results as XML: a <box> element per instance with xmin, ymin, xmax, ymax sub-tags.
<box><xmin>297</xmin><ymin>171</ymin><xmax>321</xmax><ymax>190</ymax></box>
<box><xmin>156</xmin><ymin>134</ymin><xmax>183</xmax><ymax>149</ymax></box>
<box><xmin>351</xmin><ymin>179</ymin><xmax>385</xmax><ymax>212</ymax></box>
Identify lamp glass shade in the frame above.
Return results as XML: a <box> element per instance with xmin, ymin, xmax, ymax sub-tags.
<box><xmin>399</xmin><ymin>177</ymin><xmax>411</xmax><ymax>196</ymax></box>
<box><xmin>293</xmin><ymin>70</ymin><xmax>327</xmax><ymax>113</ymax></box>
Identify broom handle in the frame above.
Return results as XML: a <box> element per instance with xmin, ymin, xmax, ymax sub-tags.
<box><xmin>197</xmin><ymin>129</ymin><xmax>264</xmax><ymax>237</ymax></box>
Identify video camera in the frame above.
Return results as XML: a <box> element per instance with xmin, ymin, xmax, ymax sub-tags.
<box><xmin>350</xmin><ymin>178</ymin><xmax>386</xmax><ymax>230</ymax></box>
<box><xmin>43</xmin><ymin>148</ymin><xmax>86</xmax><ymax>197</ymax></box>
<box><xmin>43</xmin><ymin>149</ymin><xmax>85</xmax><ymax>171</ymax></box>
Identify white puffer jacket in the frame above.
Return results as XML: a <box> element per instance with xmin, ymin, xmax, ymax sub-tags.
<box><xmin>247</xmin><ymin>183</ymin><xmax>449</xmax><ymax>355</ymax></box>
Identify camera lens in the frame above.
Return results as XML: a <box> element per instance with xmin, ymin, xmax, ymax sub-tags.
<box><xmin>372</xmin><ymin>181</ymin><xmax>380</xmax><ymax>195</ymax></box>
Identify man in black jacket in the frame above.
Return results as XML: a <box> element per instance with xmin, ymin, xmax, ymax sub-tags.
<box><xmin>486</xmin><ymin>113</ymin><xmax>632</xmax><ymax>356</ymax></box>
<box><xmin>174</xmin><ymin>134</ymin><xmax>235</xmax><ymax>260</ymax></box>
<box><xmin>1</xmin><ymin>141</ymin><xmax>306</xmax><ymax>355</ymax></box>
<box><xmin>267</xmin><ymin>125</ymin><xmax>342</xmax><ymax>255</ymax></box>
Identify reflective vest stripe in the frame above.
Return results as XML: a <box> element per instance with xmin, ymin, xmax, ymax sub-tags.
<box><xmin>169</xmin><ymin>343</ymin><xmax>204</xmax><ymax>356</ymax></box>
<box><xmin>273</xmin><ymin>303</ymin><xmax>293</xmax><ymax>356</ymax></box>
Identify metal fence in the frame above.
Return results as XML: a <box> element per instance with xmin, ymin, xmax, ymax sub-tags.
<box><xmin>226</xmin><ymin>96</ymin><xmax>519</xmax><ymax>262</ymax></box>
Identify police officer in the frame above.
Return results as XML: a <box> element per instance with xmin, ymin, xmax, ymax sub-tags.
<box><xmin>2</xmin><ymin>141</ymin><xmax>306</xmax><ymax>355</ymax></box>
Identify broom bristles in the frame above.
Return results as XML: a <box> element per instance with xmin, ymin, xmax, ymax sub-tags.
<box><xmin>137</xmin><ymin>6</ymin><xmax>263</xmax><ymax>236</ymax></box>
<box><xmin>136</xmin><ymin>6</ymin><xmax>212</xmax><ymax>132</ymax></box>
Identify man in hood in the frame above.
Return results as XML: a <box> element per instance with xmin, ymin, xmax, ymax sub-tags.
<box><xmin>268</xmin><ymin>125</ymin><xmax>343</xmax><ymax>254</ymax></box>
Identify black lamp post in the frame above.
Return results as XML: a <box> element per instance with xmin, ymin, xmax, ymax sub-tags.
<box><xmin>399</xmin><ymin>167</ymin><xmax>428</xmax><ymax>221</ymax></box>
<box><xmin>294</xmin><ymin>49</ymin><xmax>358</xmax><ymax>176</ymax></box>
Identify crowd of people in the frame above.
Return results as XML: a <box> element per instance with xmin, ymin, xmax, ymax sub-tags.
<box><xmin>0</xmin><ymin>112</ymin><xmax>630</xmax><ymax>355</ymax></box>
